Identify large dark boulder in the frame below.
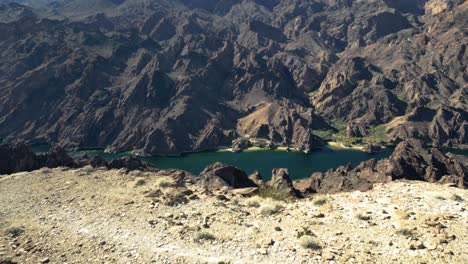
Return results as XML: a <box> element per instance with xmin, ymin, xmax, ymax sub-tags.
<box><xmin>44</xmin><ymin>146</ymin><xmax>75</xmax><ymax>168</ymax></box>
<box><xmin>0</xmin><ymin>143</ymin><xmax>41</xmax><ymax>174</ymax></box>
<box><xmin>0</xmin><ymin>143</ymin><xmax>78</xmax><ymax>174</ymax></box>
<box><xmin>268</xmin><ymin>168</ymin><xmax>301</xmax><ymax>197</ymax></box>
<box><xmin>198</xmin><ymin>162</ymin><xmax>257</xmax><ymax>191</ymax></box>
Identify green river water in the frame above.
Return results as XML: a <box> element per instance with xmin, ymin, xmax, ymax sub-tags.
<box><xmin>32</xmin><ymin>145</ymin><xmax>394</xmax><ymax>180</ymax></box>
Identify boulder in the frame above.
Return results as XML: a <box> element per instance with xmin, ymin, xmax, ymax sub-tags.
<box><xmin>44</xmin><ymin>146</ymin><xmax>75</xmax><ymax>168</ymax></box>
<box><xmin>268</xmin><ymin>168</ymin><xmax>301</xmax><ymax>197</ymax></box>
<box><xmin>248</xmin><ymin>171</ymin><xmax>266</xmax><ymax>187</ymax></box>
<box><xmin>107</xmin><ymin>156</ymin><xmax>156</xmax><ymax>171</ymax></box>
<box><xmin>363</xmin><ymin>143</ymin><xmax>383</xmax><ymax>153</ymax></box>
<box><xmin>0</xmin><ymin>143</ymin><xmax>41</xmax><ymax>174</ymax></box>
<box><xmin>198</xmin><ymin>162</ymin><xmax>258</xmax><ymax>191</ymax></box>
<box><xmin>231</xmin><ymin>138</ymin><xmax>251</xmax><ymax>153</ymax></box>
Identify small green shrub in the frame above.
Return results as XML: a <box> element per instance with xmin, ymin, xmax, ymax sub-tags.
<box><xmin>245</xmin><ymin>196</ymin><xmax>263</xmax><ymax>208</ymax></box>
<box><xmin>299</xmin><ymin>236</ymin><xmax>321</xmax><ymax>250</ymax></box>
<box><xmin>313</xmin><ymin>198</ymin><xmax>328</xmax><ymax>206</ymax></box>
<box><xmin>356</xmin><ymin>213</ymin><xmax>371</xmax><ymax>221</ymax></box>
<box><xmin>259</xmin><ymin>201</ymin><xmax>283</xmax><ymax>215</ymax></box>
<box><xmin>194</xmin><ymin>231</ymin><xmax>216</xmax><ymax>242</ymax></box>
<box><xmin>451</xmin><ymin>194</ymin><xmax>464</xmax><ymax>202</ymax></box>
<box><xmin>5</xmin><ymin>226</ymin><xmax>24</xmax><ymax>237</ymax></box>
<box><xmin>297</xmin><ymin>227</ymin><xmax>315</xmax><ymax>239</ymax></box>
<box><xmin>396</xmin><ymin>228</ymin><xmax>414</xmax><ymax>238</ymax></box>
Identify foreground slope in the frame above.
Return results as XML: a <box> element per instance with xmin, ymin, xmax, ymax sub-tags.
<box><xmin>0</xmin><ymin>167</ymin><xmax>467</xmax><ymax>263</ymax></box>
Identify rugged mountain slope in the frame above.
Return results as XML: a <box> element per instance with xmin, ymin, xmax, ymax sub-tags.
<box><xmin>0</xmin><ymin>0</ymin><xmax>466</xmax><ymax>155</ymax></box>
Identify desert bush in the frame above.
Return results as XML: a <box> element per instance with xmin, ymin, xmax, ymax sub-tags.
<box><xmin>313</xmin><ymin>197</ymin><xmax>328</xmax><ymax>206</ymax></box>
<box><xmin>5</xmin><ymin>226</ymin><xmax>24</xmax><ymax>237</ymax></box>
<box><xmin>299</xmin><ymin>236</ymin><xmax>321</xmax><ymax>250</ymax></box>
<box><xmin>245</xmin><ymin>196</ymin><xmax>263</xmax><ymax>208</ymax></box>
<box><xmin>356</xmin><ymin>213</ymin><xmax>371</xmax><ymax>221</ymax></box>
<box><xmin>193</xmin><ymin>231</ymin><xmax>216</xmax><ymax>242</ymax></box>
<box><xmin>451</xmin><ymin>194</ymin><xmax>464</xmax><ymax>202</ymax></box>
<box><xmin>297</xmin><ymin>227</ymin><xmax>315</xmax><ymax>238</ymax></box>
<box><xmin>155</xmin><ymin>177</ymin><xmax>176</xmax><ymax>188</ymax></box>
<box><xmin>259</xmin><ymin>200</ymin><xmax>284</xmax><ymax>215</ymax></box>
<box><xmin>395</xmin><ymin>228</ymin><xmax>414</xmax><ymax>238</ymax></box>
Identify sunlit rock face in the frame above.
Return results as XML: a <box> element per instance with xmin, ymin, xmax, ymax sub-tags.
<box><xmin>0</xmin><ymin>0</ymin><xmax>466</xmax><ymax>154</ymax></box>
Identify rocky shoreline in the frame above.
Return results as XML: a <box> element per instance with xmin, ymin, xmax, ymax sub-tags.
<box><xmin>1</xmin><ymin>139</ymin><xmax>466</xmax><ymax>197</ymax></box>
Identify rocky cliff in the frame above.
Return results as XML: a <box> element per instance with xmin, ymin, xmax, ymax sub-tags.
<box><xmin>0</xmin><ymin>0</ymin><xmax>466</xmax><ymax>154</ymax></box>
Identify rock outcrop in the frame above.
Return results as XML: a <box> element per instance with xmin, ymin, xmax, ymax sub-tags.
<box><xmin>346</xmin><ymin>123</ymin><xmax>369</xmax><ymax>138</ymax></box>
<box><xmin>197</xmin><ymin>162</ymin><xmax>258</xmax><ymax>191</ymax></box>
<box><xmin>0</xmin><ymin>143</ymin><xmax>43</xmax><ymax>174</ymax></box>
<box><xmin>307</xmin><ymin>139</ymin><xmax>467</xmax><ymax>194</ymax></box>
<box><xmin>268</xmin><ymin>168</ymin><xmax>301</xmax><ymax>197</ymax></box>
<box><xmin>0</xmin><ymin>143</ymin><xmax>157</xmax><ymax>174</ymax></box>
<box><xmin>0</xmin><ymin>0</ymin><xmax>465</xmax><ymax>153</ymax></box>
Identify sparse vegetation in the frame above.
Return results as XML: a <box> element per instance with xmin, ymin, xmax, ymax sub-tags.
<box><xmin>356</xmin><ymin>213</ymin><xmax>372</xmax><ymax>221</ymax></box>
<box><xmin>133</xmin><ymin>177</ymin><xmax>146</xmax><ymax>187</ymax></box>
<box><xmin>313</xmin><ymin>197</ymin><xmax>328</xmax><ymax>206</ymax></box>
<box><xmin>298</xmin><ymin>236</ymin><xmax>322</xmax><ymax>250</ymax></box>
<box><xmin>396</xmin><ymin>228</ymin><xmax>415</xmax><ymax>238</ymax></box>
<box><xmin>451</xmin><ymin>194</ymin><xmax>464</xmax><ymax>202</ymax></box>
<box><xmin>259</xmin><ymin>200</ymin><xmax>284</xmax><ymax>215</ymax></box>
<box><xmin>193</xmin><ymin>231</ymin><xmax>216</xmax><ymax>242</ymax></box>
<box><xmin>245</xmin><ymin>196</ymin><xmax>263</xmax><ymax>208</ymax></box>
<box><xmin>435</xmin><ymin>195</ymin><xmax>446</xmax><ymax>200</ymax></box>
<box><xmin>297</xmin><ymin>227</ymin><xmax>315</xmax><ymax>239</ymax></box>
<box><xmin>5</xmin><ymin>226</ymin><xmax>24</xmax><ymax>237</ymax></box>
<box><xmin>312</xmin><ymin>129</ymin><xmax>335</xmax><ymax>141</ymax></box>
<box><xmin>259</xmin><ymin>187</ymin><xmax>290</xmax><ymax>201</ymax></box>
<box><xmin>155</xmin><ymin>177</ymin><xmax>176</xmax><ymax>188</ymax></box>
<box><xmin>367</xmin><ymin>124</ymin><xmax>388</xmax><ymax>143</ymax></box>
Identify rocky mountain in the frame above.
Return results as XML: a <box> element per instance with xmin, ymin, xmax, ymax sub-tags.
<box><xmin>0</xmin><ymin>0</ymin><xmax>466</xmax><ymax>155</ymax></box>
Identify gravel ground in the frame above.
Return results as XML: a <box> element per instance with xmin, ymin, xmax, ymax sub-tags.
<box><xmin>0</xmin><ymin>167</ymin><xmax>467</xmax><ymax>263</ymax></box>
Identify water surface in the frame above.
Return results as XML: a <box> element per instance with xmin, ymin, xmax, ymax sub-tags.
<box><xmin>146</xmin><ymin>148</ymin><xmax>394</xmax><ymax>180</ymax></box>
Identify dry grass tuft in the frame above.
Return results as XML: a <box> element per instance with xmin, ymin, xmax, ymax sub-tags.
<box><xmin>194</xmin><ymin>231</ymin><xmax>216</xmax><ymax>242</ymax></box>
<box><xmin>298</xmin><ymin>236</ymin><xmax>321</xmax><ymax>250</ymax></box>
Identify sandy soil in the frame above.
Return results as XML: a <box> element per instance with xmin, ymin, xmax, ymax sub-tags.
<box><xmin>0</xmin><ymin>167</ymin><xmax>467</xmax><ymax>263</ymax></box>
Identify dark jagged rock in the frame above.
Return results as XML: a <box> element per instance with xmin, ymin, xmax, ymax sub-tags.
<box><xmin>231</xmin><ymin>138</ymin><xmax>251</xmax><ymax>153</ymax></box>
<box><xmin>0</xmin><ymin>143</ymin><xmax>78</xmax><ymax>174</ymax></box>
<box><xmin>308</xmin><ymin>139</ymin><xmax>467</xmax><ymax>194</ymax></box>
<box><xmin>197</xmin><ymin>162</ymin><xmax>257</xmax><ymax>191</ymax></box>
<box><xmin>0</xmin><ymin>142</ymin><xmax>159</xmax><ymax>174</ymax></box>
<box><xmin>347</xmin><ymin>123</ymin><xmax>369</xmax><ymax>138</ymax></box>
<box><xmin>385</xmin><ymin>139</ymin><xmax>467</xmax><ymax>185</ymax></box>
<box><xmin>387</xmin><ymin>106</ymin><xmax>468</xmax><ymax>147</ymax></box>
<box><xmin>268</xmin><ymin>168</ymin><xmax>301</xmax><ymax>197</ymax></box>
<box><xmin>107</xmin><ymin>156</ymin><xmax>156</xmax><ymax>171</ymax></box>
<box><xmin>363</xmin><ymin>143</ymin><xmax>383</xmax><ymax>154</ymax></box>
<box><xmin>44</xmin><ymin>146</ymin><xmax>75</xmax><ymax>168</ymax></box>
<box><xmin>0</xmin><ymin>1</ymin><xmax>465</xmax><ymax>153</ymax></box>
<box><xmin>0</xmin><ymin>143</ymin><xmax>41</xmax><ymax>174</ymax></box>
<box><xmin>248</xmin><ymin>171</ymin><xmax>266</xmax><ymax>188</ymax></box>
